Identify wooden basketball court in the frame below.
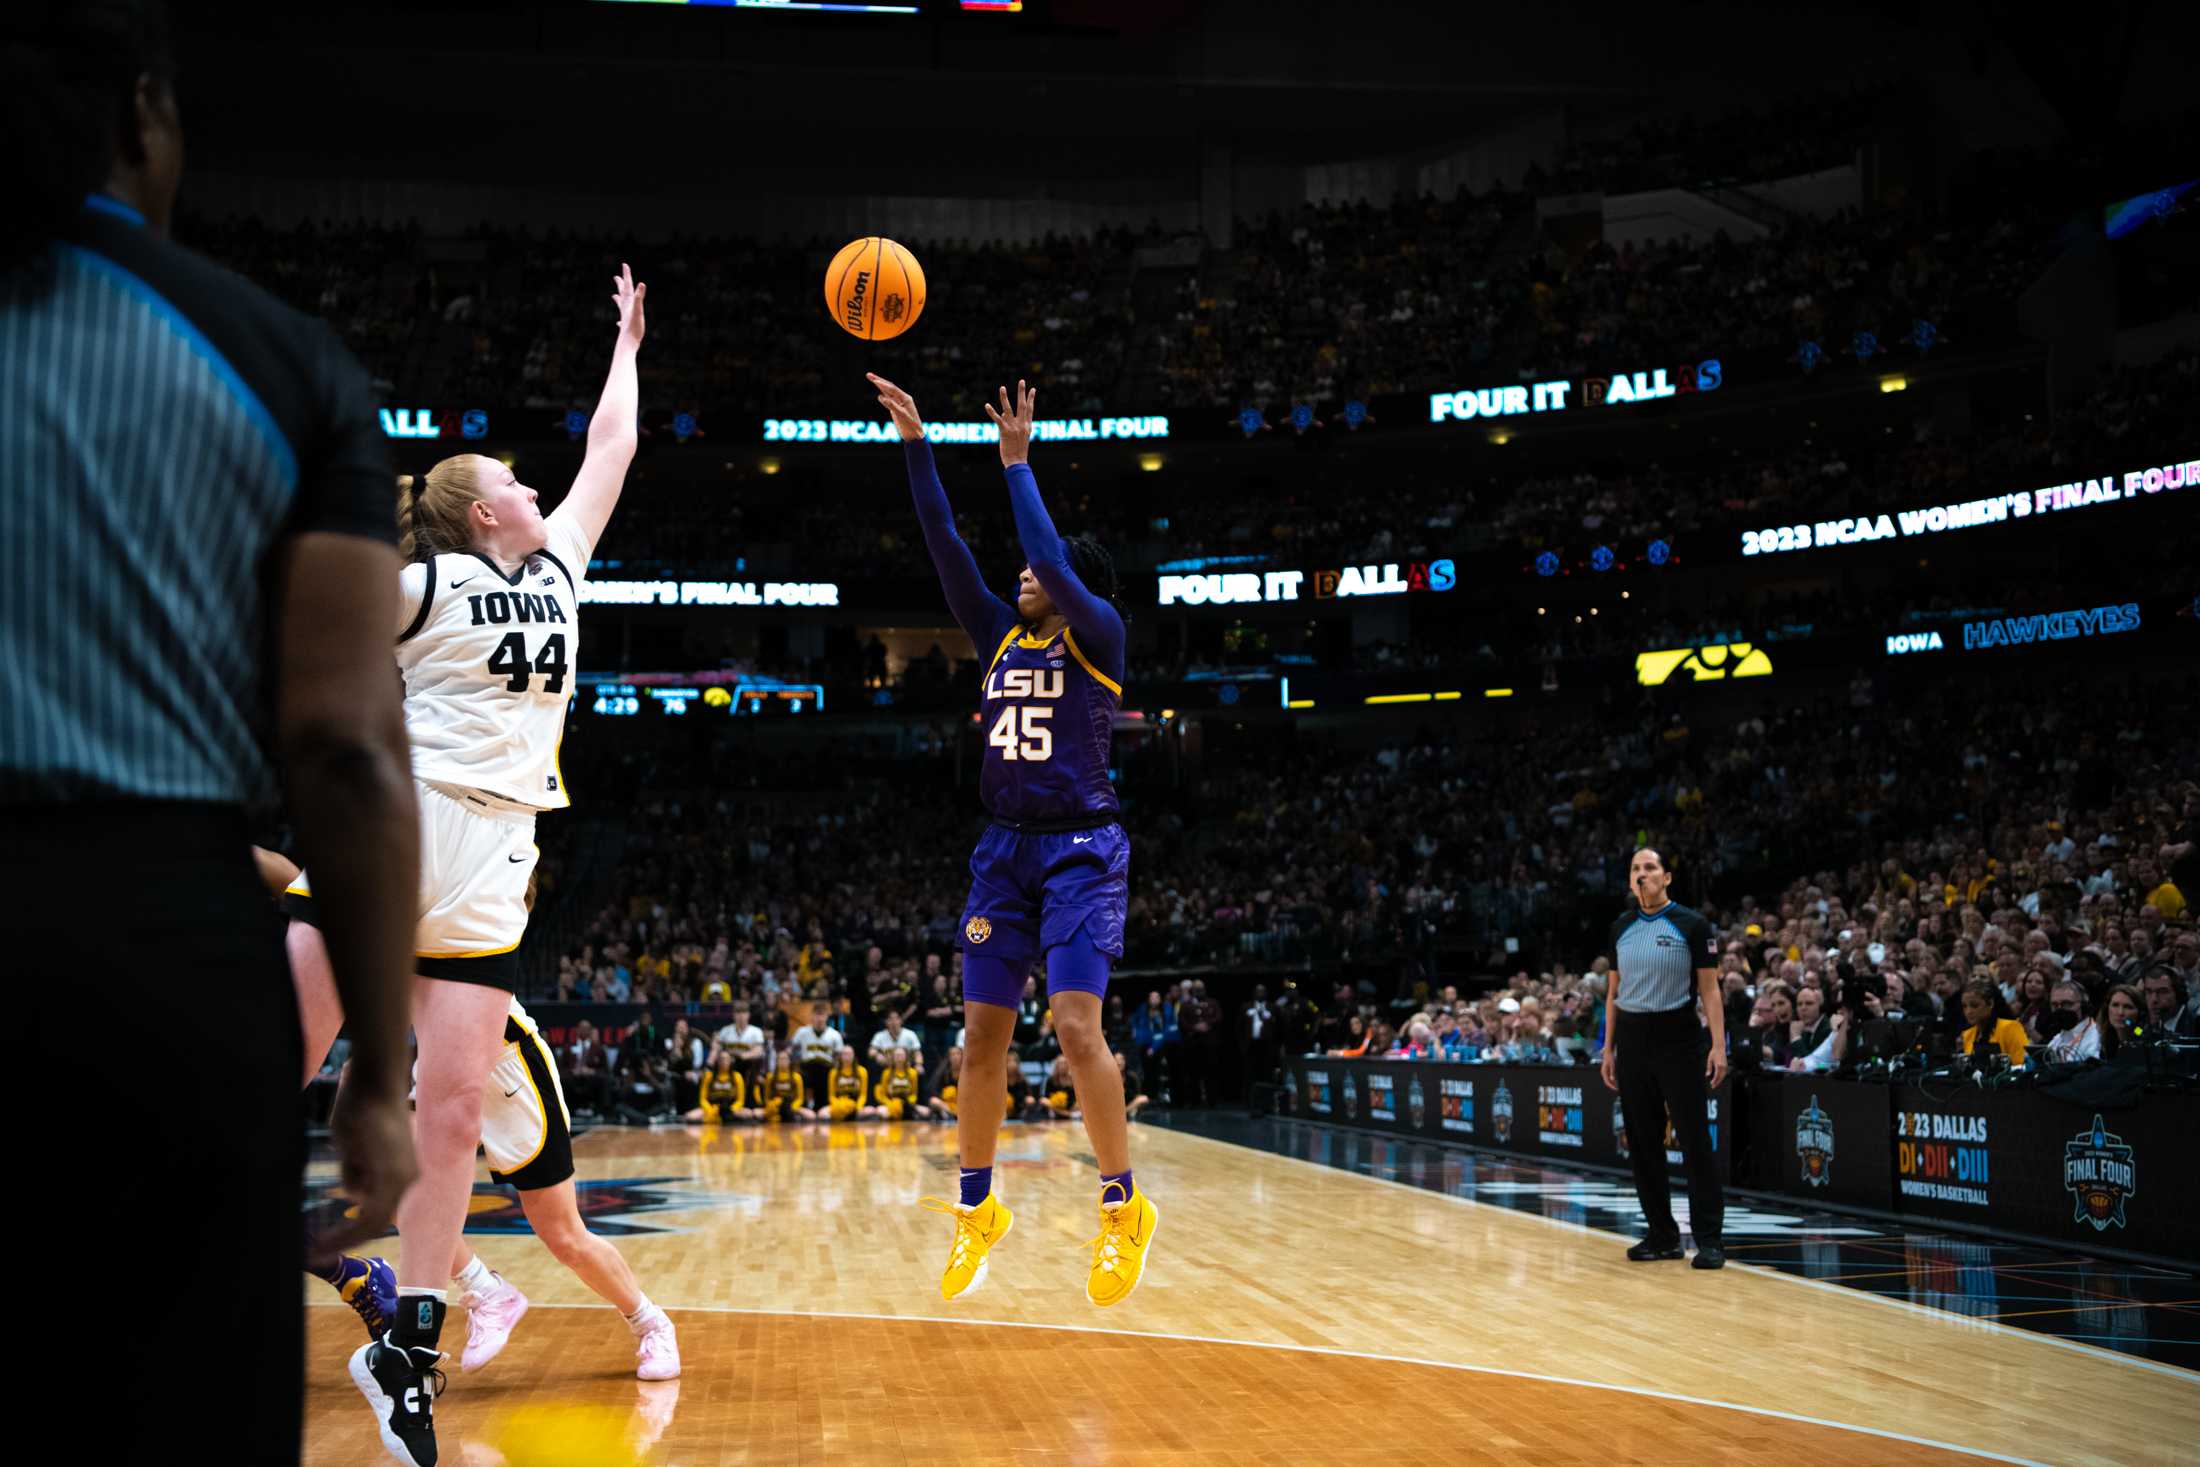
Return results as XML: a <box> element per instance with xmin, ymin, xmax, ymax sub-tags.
<box><xmin>301</xmin><ymin>1119</ymin><xmax>2199</xmax><ymax>1465</ymax></box>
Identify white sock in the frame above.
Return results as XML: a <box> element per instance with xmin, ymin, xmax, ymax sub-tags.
<box><xmin>453</xmin><ymin>1256</ymin><xmax>495</xmax><ymax>1299</ymax></box>
<box><xmin>623</xmin><ymin>1293</ymin><xmax>660</xmax><ymax>1333</ymax></box>
<box><xmin>396</xmin><ymin>1286</ymin><xmax>447</xmax><ymax>1302</ymax></box>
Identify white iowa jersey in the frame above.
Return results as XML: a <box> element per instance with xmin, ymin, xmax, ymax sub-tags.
<box><xmin>396</xmin><ymin>513</ymin><xmax>591</xmax><ymax>809</ymax></box>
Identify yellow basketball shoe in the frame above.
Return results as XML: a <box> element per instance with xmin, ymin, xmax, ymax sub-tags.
<box><xmin>1086</xmin><ymin>1182</ymin><xmax>1160</xmax><ymax>1307</ymax></box>
<box><xmin>919</xmin><ymin>1193</ymin><xmax>1014</xmax><ymax>1300</ymax></box>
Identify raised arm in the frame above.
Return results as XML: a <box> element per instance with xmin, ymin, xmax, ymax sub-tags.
<box><xmin>547</xmin><ymin>263</ymin><xmax>646</xmax><ymax>559</ymax></box>
<box><xmin>988</xmin><ymin>381</ymin><xmax>1124</xmax><ymax>666</ymax></box>
<box><xmin>870</xmin><ymin>373</ymin><xmax>1017</xmax><ymax>648</ymax></box>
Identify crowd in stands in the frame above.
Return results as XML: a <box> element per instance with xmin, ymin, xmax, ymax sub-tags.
<box><xmin>527</xmin><ymin>671</ymin><xmax>2198</xmax><ymax>1117</ymax></box>
<box><xmin>178</xmin><ymin>85</ymin><xmax>2107</xmax><ymax>438</ymax></box>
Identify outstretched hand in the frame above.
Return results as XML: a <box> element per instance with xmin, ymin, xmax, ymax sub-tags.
<box><xmin>869</xmin><ymin>373</ymin><xmax>925</xmax><ymax>442</ymax></box>
<box><xmin>984</xmin><ymin>380</ymin><xmax>1036</xmax><ymax>467</ymax></box>
<box><xmin>614</xmin><ymin>262</ymin><xmax>646</xmax><ymax>348</ymax></box>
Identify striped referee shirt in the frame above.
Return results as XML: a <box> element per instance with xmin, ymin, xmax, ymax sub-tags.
<box><xmin>1609</xmin><ymin>901</ymin><xmax>1718</xmax><ymax>1013</ymax></box>
<box><xmin>0</xmin><ymin>196</ymin><xmax>393</xmax><ymax>807</ymax></box>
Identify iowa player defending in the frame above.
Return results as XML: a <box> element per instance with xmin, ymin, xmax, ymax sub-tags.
<box><xmin>1600</xmin><ymin>848</ymin><xmax>1727</xmax><ymax>1269</ymax></box>
<box><xmin>871</xmin><ymin>374</ymin><xmax>1158</xmax><ymax>1307</ymax></box>
<box><xmin>285</xmin><ymin>266</ymin><xmax>649</xmax><ymax>1463</ymax></box>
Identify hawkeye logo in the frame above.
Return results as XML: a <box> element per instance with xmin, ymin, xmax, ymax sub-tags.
<box><xmin>1795</xmin><ymin>1095</ymin><xmax>1836</xmax><ymax>1188</ymax></box>
<box><xmin>1491</xmin><ymin>1079</ymin><xmax>1515</xmax><ymax>1143</ymax></box>
<box><xmin>2063</xmin><ymin>1114</ymin><xmax>2137</xmax><ymax>1231</ymax></box>
<box><xmin>1635</xmin><ymin>642</ymin><xmax>1773</xmax><ymax>686</ymax></box>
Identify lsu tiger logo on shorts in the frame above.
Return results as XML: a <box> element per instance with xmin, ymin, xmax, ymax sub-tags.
<box><xmin>965</xmin><ymin>915</ymin><xmax>993</xmax><ymax>944</ymax></box>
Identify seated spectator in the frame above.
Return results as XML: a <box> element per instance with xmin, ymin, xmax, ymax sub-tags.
<box><xmin>2040</xmin><ymin>981</ymin><xmax>2102</xmax><ymax>1062</ymax></box>
<box><xmin>924</xmin><ymin>1045</ymin><xmax>965</xmax><ymax>1120</ymax></box>
<box><xmin>2138</xmin><ymin>964</ymin><xmax>2198</xmax><ymax>1040</ymax></box>
<box><xmin>868</xmin><ymin>1009</ymin><xmax>923</xmax><ymax>1072</ymax></box>
<box><xmin>1789</xmin><ymin>986</ymin><xmax>1832</xmax><ymax>1057</ymax></box>
<box><xmin>1736</xmin><ymin>993</ymin><xmax>1792</xmax><ymax>1071</ymax></box>
<box><xmin>824</xmin><ymin>1049</ymin><xmax>871</xmax><ymax>1121</ymax></box>
<box><xmin>874</xmin><ymin>1046</ymin><xmax>923</xmax><ymax>1120</ymax></box>
<box><xmin>715</xmin><ymin>1004</ymin><xmax>767</xmax><ymax>1091</ymax></box>
<box><xmin>2100</xmin><ymin>984</ymin><xmax>2144</xmax><ymax>1055</ymax></box>
<box><xmin>1117</xmin><ymin>1052</ymin><xmax>1151</xmax><ymax>1120</ymax></box>
<box><xmin>684</xmin><ymin>1049</ymin><xmax>751</xmax><ymax>1124</ymax></box>
<box><xmin>1959</xmin><ymin>979</ymin><xmax>2028</xmax><ymax>1066</ymax></box>
<box><xmin>562</xmin><ymin>1019</ymin><xmax>611</xmax><ymax>1117</ymax></box>
<box><xmin>1328</xmin><ymin>1013</ymin><xmax>1371</xmax><ymax>1058</ymax></box>
<box><xmin>1041</xmin><ymin>1054</ymin><xmax>1079</xmax><ymax>1119</ymax></box>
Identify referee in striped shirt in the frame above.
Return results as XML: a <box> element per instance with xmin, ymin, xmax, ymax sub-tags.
<box><xmin>2</xmin><ymin>5</ymin><xmax>418</xmax><ymax>1457</ymax></box>
<box><xmin>1600</xmin><ymin>847</ymin><xmax>1728</xmax><ymax>1269</ymax></box>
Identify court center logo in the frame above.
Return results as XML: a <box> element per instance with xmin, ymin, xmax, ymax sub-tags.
<box><xmin>1492</xmin><ymin>1079</ymin><xmax>1515</xmax><ymax>1143</ymax></box>
<box><xmin>1408</xmin><ymin>1075</ymin><xmax>1427</xmax><ymax>1130</ymax></box>
<box><xmin>2062</xmin><ymin>1113</ymin><xmax>2137</xmax><ymax>1231</ymax></box>
<box><xmin>963</xmin><ymin>915</ymin><xmax>992</xmax><ymax>944</ymax></box>
<box><xmin>1342</xmin><ymin>1071</ymin><xmax>1359</xmax><ymax>1120</ymax></box>
<box><xmin>1795</xmin><ymin>1095</ymin><xmax>1836</xmax><ymax>1188</ymax></box>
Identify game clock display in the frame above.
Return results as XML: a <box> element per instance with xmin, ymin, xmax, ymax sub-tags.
<box><xmin>581</xmin><ymin>680</ymin><xmax>822</xmax><ymax>717</ymax></box>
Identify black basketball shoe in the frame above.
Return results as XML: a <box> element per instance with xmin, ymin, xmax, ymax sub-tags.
<box><xmin>1625</xmin><ymin>1236</ymin><xmax>1685</xmax><ymax>1262</ymax></box>
<box><xmin>349</xmin><ymin>1337</ymin><xmax>445</xmax><ymax>1466</ymax></box>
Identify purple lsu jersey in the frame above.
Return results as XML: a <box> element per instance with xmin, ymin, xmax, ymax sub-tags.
<box><xmin>978</xmin><ymin>626</ymin><xmax>1121</xmax><ymax>823</ymax></box>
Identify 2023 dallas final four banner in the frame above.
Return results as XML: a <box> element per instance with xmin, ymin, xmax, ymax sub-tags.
<box><xmin>1283</xmin><ymin>1057</ymin><xmax>1730</xmax><ymax>1182</ymax></box>
<box><xmin>1284</xmin><ymin>1058</ymin><xmax>2197</xmax><ymax>1264</ymax></box>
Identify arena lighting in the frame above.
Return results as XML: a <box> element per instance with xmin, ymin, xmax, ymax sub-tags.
<box><xmin>764</xmin><ymin>414</ymin><xmax>1167</xmax><ymax>444</ymax></box>
<box><xmin>1741</xmin><ymin>453</ymin><xmax>2195</xmax><ymax>556</ymax></box>
<box><xmin>579</xmin><ymin>579</ymin><xmax>840</xmax><ymax>607</ymax></box>
<box><xmin>1137</xmin><ymin>453</ymin><xmax>1164</xmax><ymax>473</ymax></box>
<box><xmin>1484</xmin><ymin>688</ymin><xmax>1514</xmax><ymax>697</ymax></box>
<box><xmin>1287</xmin><ymin>699</ymin><xmax>1317</xmax><ymax>710</ymax></box>
<box><xmin>1365</xmin><ymin>693</ymin><xmax>1433</xmax><ymax>705</ymax></box>
<box><xmin>758</xmin><ymin>457</ymin><xmax>781</xmax><ymax>475</ymax></box>
<box><xmin>1881</xmin><ymin>376</ymin><xmax>1909</xmax><ymax>393</ymax></box>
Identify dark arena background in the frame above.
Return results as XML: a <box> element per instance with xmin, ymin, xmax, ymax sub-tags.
<box><xmin>13</xmin><ymin>1</ymin><xmax>2199</xmax><ymax>1463</ymax></box>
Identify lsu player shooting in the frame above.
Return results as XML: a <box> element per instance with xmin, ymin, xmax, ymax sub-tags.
<box><xmin>872</xmin><ymin>373</ymin><xmax>1158</xmax><ymax>1307</ymax></box>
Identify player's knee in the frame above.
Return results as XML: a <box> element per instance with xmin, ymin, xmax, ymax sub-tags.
<box><xmin>1055</xmin><ymin>1010</ymin><xmax>1104</xmax><ymax>1057</ymax></box>
<box><xmin>536</xmin><ymin>1213</ymin><xmax>588</xmax><ymax>1257</ymax></box>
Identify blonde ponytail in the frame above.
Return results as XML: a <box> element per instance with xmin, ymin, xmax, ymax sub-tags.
<box><xmin>395</xmin><ymin>475</ymin><xmax>424</xmax><ymax>561</ymax></box>
<box><xmin>393</xmin><ymin>456</ymin><xmax>491</xmax><ymax>561</ymax></box>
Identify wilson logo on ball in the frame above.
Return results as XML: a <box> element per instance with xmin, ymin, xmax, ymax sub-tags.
<box><xmin>824</xmin><ymin>237</ymin><xmax>926</xmax><ymax>341</ymax></box>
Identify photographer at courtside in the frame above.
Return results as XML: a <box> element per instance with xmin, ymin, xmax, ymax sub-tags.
<box><xmin>1600</xmin><ymin>848</ymin><xmax>1728</xmax><ymax>1269</ymax></box>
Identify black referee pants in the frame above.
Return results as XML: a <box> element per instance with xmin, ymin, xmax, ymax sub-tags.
<box><xmin>1613</xmin><ymin>1005</ymin><xmax>1724</xmax><ymax>1246</ymax></box>
<box><xmin>8</xmin><ymin>803</ymin><xmax>304</xmax><ymax>1463</ymax></box>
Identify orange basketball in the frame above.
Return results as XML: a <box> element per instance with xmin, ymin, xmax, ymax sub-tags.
<box><xmin>823</xmin><ymin>236</ymin><xmax>925</xmax><ymax>341</ymax></box>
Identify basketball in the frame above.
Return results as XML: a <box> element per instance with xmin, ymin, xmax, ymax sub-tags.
<box><xmin>824</xmin><ymin>236</ymin><xmax>925</xmax><ymax>341</ymax></box>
